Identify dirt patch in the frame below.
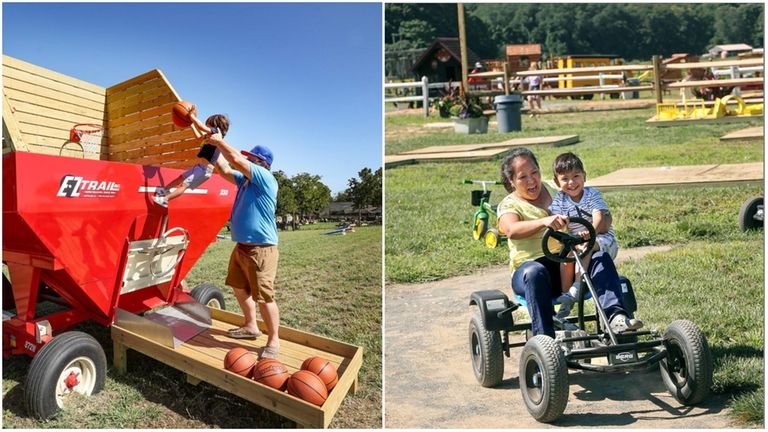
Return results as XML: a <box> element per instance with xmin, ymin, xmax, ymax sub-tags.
<box><xmin>384</xmin><ymin>245</ymin><xmax>738</xmax><ymax>428</ymax></box>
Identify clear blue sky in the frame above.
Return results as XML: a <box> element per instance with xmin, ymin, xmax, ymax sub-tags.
<box><xmin>3</xmin><ymin>2</ymin><xmax>382</xmax><ymax>194</ymax></box>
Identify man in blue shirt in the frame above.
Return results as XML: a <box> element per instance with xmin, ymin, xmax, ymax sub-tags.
<box><xmin>207</xmin><ymin>131</ymin><xmax>281</xmax><ymax>359</ymax></box>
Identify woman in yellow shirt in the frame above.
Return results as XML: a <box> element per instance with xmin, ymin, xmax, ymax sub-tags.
<box><xmin>496</xmin><ymin>148</ymin><xmax>642</xmax><ymax>338</ymax></box>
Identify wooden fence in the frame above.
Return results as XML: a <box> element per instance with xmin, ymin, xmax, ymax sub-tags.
<box><xmin>385</xmin><ymin>56</ymin><xmax>764</xmax><ymax>116</ymax></box>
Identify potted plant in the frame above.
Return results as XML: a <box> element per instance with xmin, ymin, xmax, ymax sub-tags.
<box><xmin>433</xmin><ymin>83</ymin><xmax>459</xmax><ymax>118</ymax></box>
<box><xmin>450</xmin><ymin>95</ymin><xmax>489</xmax><ymax>134</ymax></box>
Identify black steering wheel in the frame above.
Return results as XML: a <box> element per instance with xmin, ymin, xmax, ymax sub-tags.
<box><xmin>541</xmin><ymin>216</ymin><xmax>597</xmax><ymax>263</ymax></box>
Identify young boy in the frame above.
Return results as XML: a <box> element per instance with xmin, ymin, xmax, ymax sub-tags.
<box><xmin>153</xmin><ymin>113</ymin><xmax>230</xmax><ymax>207</ymax></box>
<box><xmin>548</xmin><ymin>152</ymin><xmax>619</xmax><ymax>319</ymax></box>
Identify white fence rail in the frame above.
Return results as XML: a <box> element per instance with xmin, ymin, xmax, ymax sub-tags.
<box><xmin>384</xmin><ymin>77</ymin><xmax>461</xmax><ymax>116</ymax></box>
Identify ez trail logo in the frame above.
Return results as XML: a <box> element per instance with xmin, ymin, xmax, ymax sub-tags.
<box><xmin>57</xmin><ymin>175</ymin><xmax>120</xmax><ymax>198</ymax></box>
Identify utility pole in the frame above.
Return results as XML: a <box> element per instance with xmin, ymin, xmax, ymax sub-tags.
<box><xmin>457</xmin><ymin>2</ymin><xmax>468</xmax><ymax>96</ymax></box>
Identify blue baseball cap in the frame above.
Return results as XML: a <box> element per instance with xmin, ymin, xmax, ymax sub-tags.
<box><xmin>241</xmin><ymin>145</ymin><xmax>274</xmax><ymax>167</ymax></box>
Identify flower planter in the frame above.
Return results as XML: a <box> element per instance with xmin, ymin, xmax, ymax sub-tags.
<box><xmin>452</xmin><ymin>116</ymin><xmax>489</xmax><ymax>134</ymax></box>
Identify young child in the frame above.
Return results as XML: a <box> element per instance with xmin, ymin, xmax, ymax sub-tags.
<box><xmin>548</xmin><ymin>152</ymin><xmax>619</xmax><ymax>319</ymax></box>
<box><xmin>153</xmin><ymin>113</ymin><xmax>230</xmax><ymax>207</ymax></box>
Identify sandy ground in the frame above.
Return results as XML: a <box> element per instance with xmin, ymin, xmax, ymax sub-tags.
<box><xmin>384</xmin><ymin>245</ymin><xmax>740</xmax><ymax>428</ymax></box>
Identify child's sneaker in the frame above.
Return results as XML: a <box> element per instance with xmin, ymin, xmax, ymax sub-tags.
<box><xmin>555</xmin><ymin>292</ymin><xmax>576</xmax><ymax>319</ymax></box>
<box><xmin>155</xmin><ymin>187</ymin><xmax>168</xmax><ymax>197</ymax></box>
<box><xmin>153</xmin><ymin>195</ymin><xmax>168</xmax><ymax>208</ymax></box>
<box><xmin>608</xmin><ymin>314</ymin><xmax>644</xmax><ymax>334</ymax></box>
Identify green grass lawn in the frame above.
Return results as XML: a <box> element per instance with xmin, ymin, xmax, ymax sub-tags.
<box><xmin>385</xmin><ymin>107</ymin><xmax>764</xmax><ymax>426</ymax></box>
<box><xmin>2</xmin><ymin>226</ymin><xmax>381</xmax><ymax>428</ymax></box>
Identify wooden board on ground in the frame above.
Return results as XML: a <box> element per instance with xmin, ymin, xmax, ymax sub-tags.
<box><xmin>111</xmin><ymin>307</ymin><xmax>363</xmax><ymax>428</ymax></box>
<box><xmin>720</xmin><ymin>126</ymin><xmax>764</xmax><ymax>141</ymax></box>
<box><xmin>646</xmin><ymin>114</ymin><xmax>761</xmax><ymax>126</ymax></box>
<box><xmin>401</xmin><ymin>134</ymin><xmax>579</xmax><ymax>155</ymax></box>
<box><xmin>385</xmin><ymin>147</ymin><xmax>517</xmax><ymax>167</ymax></box>
<box><xmin>587</xmin><ymin>163</ymin><xmax>763</xmax><ymax>191</ymax></box>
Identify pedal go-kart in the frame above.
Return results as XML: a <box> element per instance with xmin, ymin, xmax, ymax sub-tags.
<box><xmin>468</xmin><ymin>217</ymin><xmax>713</xmax><ymax>422</ymax></box>
<box><xmin>738</xmin><ymin>195</ymin><xmax>763</xmax><ymax>231</ymax></box>
<box><xmin>463</xmin><ymin>179</ymin><xmax>505</xmax><ymax>248</ymax></box>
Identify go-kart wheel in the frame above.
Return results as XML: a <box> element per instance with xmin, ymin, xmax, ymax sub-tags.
<box><xmin>24</xmin><ymin>331</ymin><xmax>106</xmax><ymax>420</ymax></box>
<box><xmin>472</xmin><ymin>217</ymin><xmax>488</xmax><ymax>241</ymax></box>
<box><xmin>469</xmin><ymin>308</ymin><xmax>504</xmax><ymax>387</ymax></box>
<box><xmin>660</xmin><ymin>320</ymin><xmax>713</xmax><ymax>405</ymax></box>
<box><xmin>484</xmin><ymin>228</ymin><xmax>500</xmax><ymax>249</ymax></box>
<box><xmin>738</xmin><ymin>196</ymin><xmax>763</xmax><ymax>231</ymax></box>
<box><xmin>541</xmin><ymin>216</ymin><xmax>596</xmax><ymax>263</ymax></box>
<box><xmin>190</xmin><ymin>283</ymin><xmax>226</xmax><ymax>310</ymax></box>
<box><xmin>519</xmin><ymin>335</ymin><xmax>569</xmax><ymax>423</ymax></box>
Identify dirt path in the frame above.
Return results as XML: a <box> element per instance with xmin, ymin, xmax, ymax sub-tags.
<box><xmin>384</xmin><ymin>245</ymin><xmax>738</xmax><ymax>428</ymax></box>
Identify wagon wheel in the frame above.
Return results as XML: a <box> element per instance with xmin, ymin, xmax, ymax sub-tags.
<box><xmin>25</xmin><ymin>331</ymin><xmax>106</xmax><ymax>420</ymax></box>
<box><xmin>519</xmin><ymin>335</ymin><xmax>569</xmax><ymax>423</ymax></box>
<box><xmin>472</xmin><ymin>216</ymin><xmax>488</xmax><ymax>241</ymax></box>
<box><xmin>660</xmin><ymin>320</ymin><xmax>713</xmax><ymax>405</ymax></box>
<box><xmin>484</xmin><ymin>228</ymin><xmax>500</xmax><ymax>249</ymax></box>
<box><xmin>738</xmin><ymin>196</ymin><xmax>763</xmax><ymax>231</ymax></box>
<box><xmin>190</xmin><ymin>283</ymin><xmax>226</xmax><ymax>310</ymax></box>
<box><xmin>468</xmin><ymin>308</ymin><xmax>504</xmax><ymax>387</ymax></box>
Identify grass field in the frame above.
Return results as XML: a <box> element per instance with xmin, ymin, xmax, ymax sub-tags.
<box><xmin>385</xmin><ymin>105</ymin><xmax>764</xmax><ymax>426</ymax></box>
<box><xmin>2</xmin><ymin>224</ymin><xmax>382</xmax><ymax>428</ymax></box>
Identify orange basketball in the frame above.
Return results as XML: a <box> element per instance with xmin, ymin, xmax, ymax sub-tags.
<box><xmin>252</xmin><ymin>358</ymin><xmax>289</xmax><ymax>391</ymax></box>
<box><xmin>301</xmin><ymin>356</ymin><xmax>338</xmax><ymax>391</ymax></box>
<box><xmin>223</xmin><ymin>347</ymin><xmax>256</xmax><ymax>377</ymax></box>
<box><xmin>172</xmin><ymin>100</ymin><xmax>196</xmax><ymax>127</ymax></box>
<box><xmin>287</xmin><ymin>370</ymin><xmax>328</xmax><ymax>406</ymax></box>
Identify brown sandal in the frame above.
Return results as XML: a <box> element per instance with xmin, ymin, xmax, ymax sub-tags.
<box><xmin>260</xmin><ymin>345</ymin><xmax>279</xmax><ymax>359</ymax></box>
<box><xmin>227</xmin><ymin>327</ymin><xmax>262</xmax><ymax>339</ymax></box>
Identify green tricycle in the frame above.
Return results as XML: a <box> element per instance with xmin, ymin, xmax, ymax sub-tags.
<box><xmin>463</xmin><ymin>179</ymin><xmax>505</xmax><ymax>248</ymax></box>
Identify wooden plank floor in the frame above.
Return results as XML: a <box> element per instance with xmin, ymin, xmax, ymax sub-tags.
<box><xmin>720</xmin><ymin>126</ymin><xmax>764</xmax><ymax>141</ymax></box>
<box><xmin>587</xmin><ymin>162</ymin><xmax>763</xmax><ymax>190</ymax></box>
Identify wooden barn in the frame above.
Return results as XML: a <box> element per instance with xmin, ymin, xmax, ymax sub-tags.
<box><xmin>411</xmin><ymin>37</ymin><xmax>482</xmax><ymax>83</ymax></box>
<box><xmin>505</xmin><ymin>44</ymin><xmax>542</xmax><ymax>74</ymax></box>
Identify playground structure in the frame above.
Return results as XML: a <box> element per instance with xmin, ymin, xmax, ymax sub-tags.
<box><xmin>2</xmin><ymin>55</ymin><xmax>362</xmax><ymax>428</ymax></box>
<box><xmin>650</xmin><ymin>94</ymin><xmax>763</xmax><ymax>124</ymax></box>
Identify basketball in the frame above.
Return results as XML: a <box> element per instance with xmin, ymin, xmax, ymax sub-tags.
<box><xmin>301</xmin><ymin>356</ymin><xmax>338</xmax><ymax>391</ymax></box>
<box><xmin>287</xmin><ymin>370</ymin><xmax>328</xmax><ymax>406</ymax></box>
<box><xmin>252</xmin><ymin>358</ymin><xmax>289</xmax><ymax>391</ymax></box>
<box><xmin>171</xmin><ymin>100</ymin><xmax>196</xmax><ymax>127</ymax></box>
<box><xmin>223</xmin><ymin>347</ymin><xmax>257</xmax><ymax>377</ymax></box>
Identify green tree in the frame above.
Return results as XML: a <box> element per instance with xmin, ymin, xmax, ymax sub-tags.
<box><xmin>291</xmin><ymin>173</ymin><xmax>331</xmax><ymax>220</ymax></box>
<box><xmin>273</xmin><ymin>170</ymin><xmax>297</xmax><ymax>217</ymax></box>
<box><xmin>346</xmin><ymin>167</ymin><xmax>382</xmax><ymax>220</ymax></box>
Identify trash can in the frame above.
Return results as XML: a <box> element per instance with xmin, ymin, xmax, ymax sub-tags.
<box><xmin>494</xmin><ymin>94</ymin><xmax>523</xmax><ymax>133</ymax></box>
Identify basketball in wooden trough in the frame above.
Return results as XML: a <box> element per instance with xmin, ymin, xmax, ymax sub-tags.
<box><xmin>171</xmin><ymin>100</ymin><xmax>196</xmax><ymax>127</ymax></box>
<box><xmin>252</xmin><ymin>358</ymin><xmax>289</xmax><ymax>391</ymax></box>
<box><xmin>287</xmin><ymin>370</ymin><xmax>328</xmax><ymax>406</ymax></box>
<box><xmin>301</xmin><ymin>356</ymin><xmax>338</xmax><ymax>391</ymax></box>
<box><xmin>223</xmin><ymin>347</ymin><xmax>256</xmax><ymax>377</ymax></box>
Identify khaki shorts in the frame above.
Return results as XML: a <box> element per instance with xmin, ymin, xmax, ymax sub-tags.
<box><xmin>226</xmin><ymin>243</ymin><xmax>279</xmax><ymax>303</ymax></box>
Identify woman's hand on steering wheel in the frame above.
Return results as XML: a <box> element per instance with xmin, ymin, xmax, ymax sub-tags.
<box><xmin>541</xmin><ymin>217</ymin><xmax>597</xmax><ymax>263</ymax></box>
<box><xmin>541</xmin><ymin>214</ymin><xmax>569</xmax><ymax>231</ymax></box>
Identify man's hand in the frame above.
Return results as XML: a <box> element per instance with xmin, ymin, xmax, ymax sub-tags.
<box><xmin>206</xmin><ymin>132</ymin><xmax>224</xmax><ymax>147</ymax></box>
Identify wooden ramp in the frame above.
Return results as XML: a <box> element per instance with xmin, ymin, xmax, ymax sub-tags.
<box><xmin>587</xmin><ymin>163</ymin><xmax>763</xmax><ymax>191</ymax></box>
<box><xmin>720</xmin><ymin>126</ymin><xmax>764</xmax><ymax>141</ymax></box>
<box><xmin>385</xmin><ymin>134</ymin><xmax>579</xmax><ymax>167</ymax></box>
<box><xmin>112</xmin><ymin>308</ymin><xmax>363</xmax><ymax>428</ymax></box>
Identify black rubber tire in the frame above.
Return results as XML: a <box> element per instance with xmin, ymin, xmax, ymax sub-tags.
<box><xmin>519</xmin><ymin>335</ymin><xmax>569</xmax><ymax>423</ymax></box>
<box><xmin>472</xmin><ymin>217</ymin><xmax>488</xmax><ymax>241</ymax></box>
<box><xmin>660</xmin><ymin>320</ymin><xmax>713</xmax><ymax>405</ymax></box>
<box><xmin>469</xmin><ymin>309</ymin><xmax>504</xmax><ymax>387</ymax></box>
<box><xmin>190</xmin><ymin>283</ymin><xmax>226</xmax><ymax>310</ymax></box>
<box><xmin>484</xmin><ymin>228</ymin><xmax>500</xmax><ymax>249</ymax></box>
<box><xmin>738</xmin><ymin>196</ymin><xmax>763</xmax><ymax>231</ymax></box>
<box><xmin>24</xmin><ymin>331</ymin><xmax>106</xmax><ymax>420</ymax></box>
